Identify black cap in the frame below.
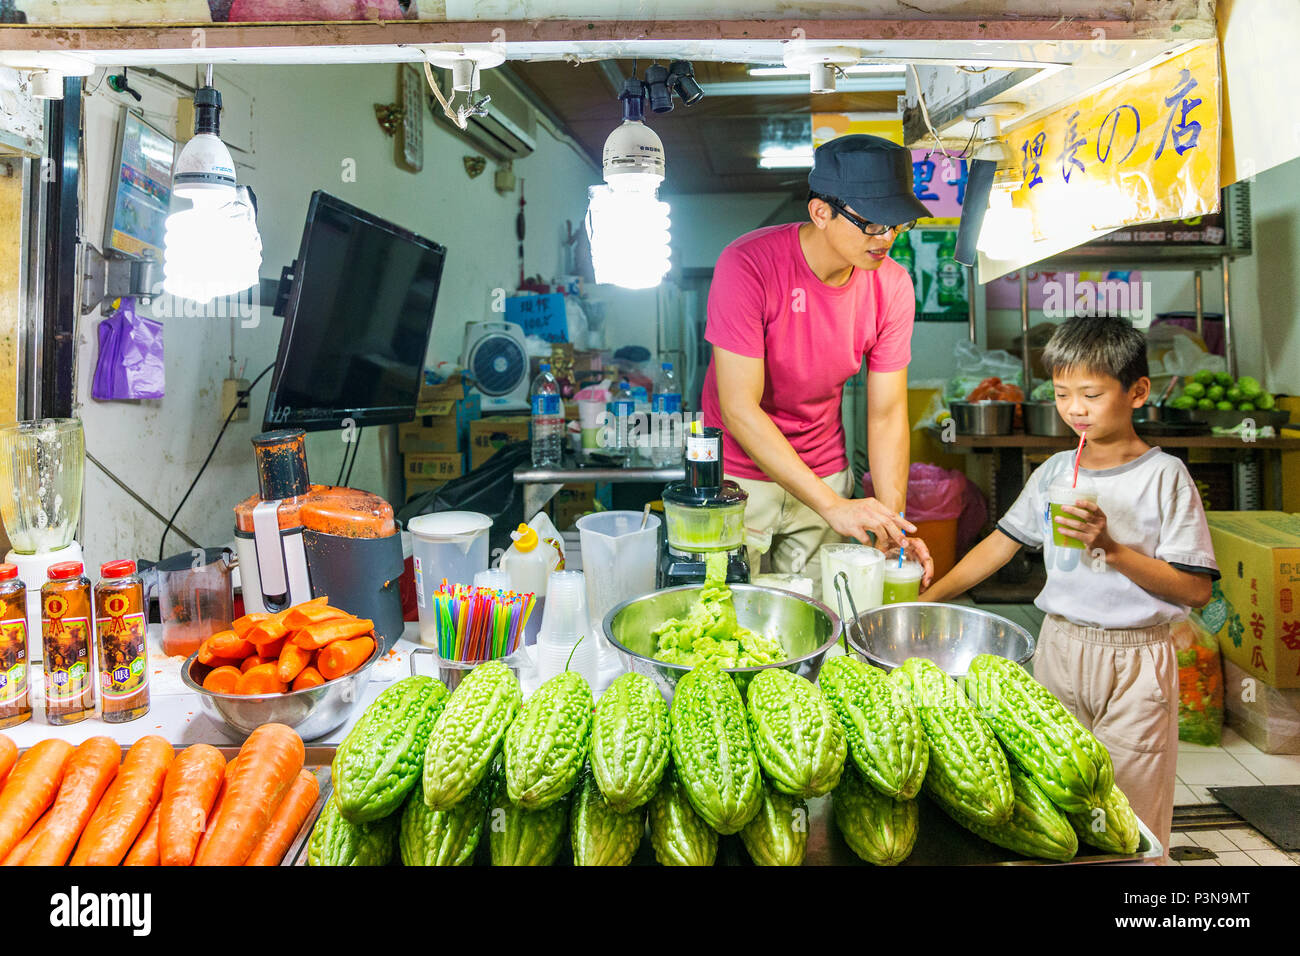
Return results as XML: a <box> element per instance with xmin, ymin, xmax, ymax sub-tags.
<box><xmin>808</xmin><ymin>134</ymin><xmax>933</xmax><ymax>226</ymax></box>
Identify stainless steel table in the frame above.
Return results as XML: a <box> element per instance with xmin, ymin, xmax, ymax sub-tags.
<box><xmin>513</xmin><ymin>463</ymin><xmax>684</xmax><ymax>518</ymax></box>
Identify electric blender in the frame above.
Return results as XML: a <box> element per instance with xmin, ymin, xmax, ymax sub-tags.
<box><xmin>659</xmin><ymin>425</ymin><xmax>749</xmax><ymax>586</ymax></box>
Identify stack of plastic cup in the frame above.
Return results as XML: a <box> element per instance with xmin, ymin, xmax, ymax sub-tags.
<box><xmin>473</xmin><ymin>568</ymin><xmax>511</xmax><ymax>590</ymax></box>
<box><xmin>535</xmin><ymin>570</ymin><xmax>598</xmax><ymax>686</ymax></box>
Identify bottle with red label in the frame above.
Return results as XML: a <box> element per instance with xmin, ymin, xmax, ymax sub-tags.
<box><xmin>0</xmin><ymin>564</ymin><xmax>30</xmax><ymax>729</ymax></box>
<box><xmin>42</xmin><ymin>561</ymin><xmax>94</xmax><ymax>725</ymax></box>
<box><xmin>94</xmin><ymin>559</ymin><xmax>149</xmax><ymax>723</ymax></box>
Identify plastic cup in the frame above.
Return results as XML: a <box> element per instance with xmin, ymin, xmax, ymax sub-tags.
<box><xmin>820</xmin><ymin>544</ymin><xmax>885</xmax><ymax>613</ymax></box>
<box><xmin>536</xmin><ymin>570</ymin><xmax>598</xmax><ymax>685</ymax></box>
<box><xmin>406</xmin><ymin>511</ymin><xmax>492</xmax><ymax>645</ymax></box>
<box><xmin>1048</xmin><ymin>481</ymin><xmax>1099</xmax><ymax>550</ymax></box>
<box><xmin>882</xmin><ymin>562</ymin><xmax>924</xmax><ymax>604</ymax></box>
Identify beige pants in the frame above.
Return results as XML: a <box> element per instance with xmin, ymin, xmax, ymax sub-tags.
<box><xmin>1032</xmin><ymin>614</ymin><xmax>1178</xmax><ymax>861</ymax></box>
<box><xmin>731</xmin><ymin>468</ymin><xmax>854</xmax><ymax>599</ymax></box>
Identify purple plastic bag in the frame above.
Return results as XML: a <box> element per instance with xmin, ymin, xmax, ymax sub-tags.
<box><xmin>92</xmin><ymin>298</ymin><xmax>165</xmax><ymax>401</ymax></box>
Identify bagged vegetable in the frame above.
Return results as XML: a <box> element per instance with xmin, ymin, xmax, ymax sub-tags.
<box><xmin>1173</xmin><ymin>611</ymin><xmax>1224</xmax><ymax>747</ymax></box>
<box><xmin>943</xmin><ymin>341</ymin><xmax>1025</xmax><ymax>403</ymax></box>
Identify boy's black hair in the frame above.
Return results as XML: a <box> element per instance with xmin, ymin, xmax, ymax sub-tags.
<box><xmin>1041</xmin><ymin>315</ymin><xmax>1149</xmax><ymax>389</ymax></box>
<box><xmin>808</xmin><ymin>190</ymin><xmax>841</xmax><ymax>218</ymax></box>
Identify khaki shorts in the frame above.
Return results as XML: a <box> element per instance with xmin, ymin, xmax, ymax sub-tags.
<box><xmin>731</xmin><ymin>468</ymin><xmax>854</xmax><ymax>599</ymax></box>
<box><xmin>1032</xmin><ymin>614</ymin><xmax>1179</xmax><ymax>861</ymax></box>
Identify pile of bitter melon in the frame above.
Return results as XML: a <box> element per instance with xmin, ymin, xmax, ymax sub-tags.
<box><xmin>304</xmin><ymin>651</ymin><xmax>1143</xmax><ymax>866</ymax></box>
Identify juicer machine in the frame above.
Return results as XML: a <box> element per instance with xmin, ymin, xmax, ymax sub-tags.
<box><xmin>660</xmin><ymin>425</ymin><xmax>749</xmax><ymax>586</ymax></box>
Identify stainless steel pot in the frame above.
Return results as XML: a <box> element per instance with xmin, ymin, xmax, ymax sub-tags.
<box><xmin>1023</xmin><ymin>402</ymin><xmax>1075</xmax><ymax>437</ymax></box>
<box><xmin>842</xmin><ymin>601</ymin><xmax>1035</xmax><ymax>677</ymax></box>
<box><xmin>949</xmin><ymin>401</ymin><xmax>1015</xmax><ymax>436</ymax></box>
<box><xmin>602</xmin><ymin>584</ymin><xmax>841</xmax><ymax>700</ymax></box>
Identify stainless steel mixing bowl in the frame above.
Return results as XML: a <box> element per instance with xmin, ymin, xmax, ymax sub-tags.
<box><xmin>602</xmin><ymin>584</ymin><xmax>841</xmax><ymax>700</ymax></box>
<box><xmin>843</xmin><ymin>602</ymin><xmax>1035</xmax><ymax>677</ymax></box>
<box><xmin>182</xmin><ymin>640</ymin><xmax>383</xmax><ymax>740</ymax></box>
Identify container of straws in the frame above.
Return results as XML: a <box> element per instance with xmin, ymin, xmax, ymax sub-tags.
<box><xmin>427</xmin><ymin>580</ymin><xmax>536</xmax><ymax>690</ymax></box>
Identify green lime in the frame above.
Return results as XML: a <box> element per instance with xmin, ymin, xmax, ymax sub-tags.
<box><xmin>1197</xmin><ymin>398</ymin><xmax>1216</xmax><ymax>410</ymax></box>
<box><xmin>1170</xmin><ymin>396</ymin><xmax>1196</xmax><ymax>410</ymax></box>
<box><xmin>1225</xmin><ymin>386</ymin><xmax>1243</xmax><ymax>403</ymax></box>
<box><xmin>1214</xmin><ymin>371</ymin><xmax>1234</xmax><ymax>387</ymax></box>
<box><xmin>1216</xmin><ymin>401</ymin><xmax>1234</xmax><ymax>411</ymax></box>
<box><xmin>1257</xmin><ymin>393</ymin><xmax>1276</xmax><ymax>410</ymax></box>
<box><xmin>1193</xmin><ymin>370</ymin><xmax>1216</xmax><ymax>386</ymax></box>
<box><xmin>1238</xmin><ymin>402</ymin><xmax>1256</xmax><ymax>412</ymax></box>
<box><xmin>1183</xmin><ymin>382</ymin><xmax>1206</xmax><ymax>399</ymax></box>
<box><xmin>1206</xmin><ymin>385</ymin><xmax>1226</xmax><ymax>403</ymax></box>
<box><xmin>1237</xmin><ymin>376</ymin><xmax>1263</xmax><ymax>399</ymax></box>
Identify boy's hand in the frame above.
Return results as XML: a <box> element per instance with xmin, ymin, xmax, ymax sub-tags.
<box><xmin>883</xmin><ymin>543</ymin><xmax>936</xmax><ymax>589</ymax></box>
<box><xmin>1054</xmin><ymin>500</ymin><xmax>1117</xmax><ymax>557</ymax></box>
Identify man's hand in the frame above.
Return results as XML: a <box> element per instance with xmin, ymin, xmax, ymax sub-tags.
<box><xmin>821</xmin><ymin>497</ymin><xmax>935</xmax><ymax>586</ymax></box>
<box><xmin>1054</xmin><ymin>500</ymin><xmax>1117</xmax><ymax>557</ymax></box>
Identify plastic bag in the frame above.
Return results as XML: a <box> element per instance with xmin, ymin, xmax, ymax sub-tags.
<box><xmin>943</xmin><ymin>340</ymin><xmax>1025</xmax><ymax>403</ymax></box>
<box><xmin>1173</xmin><ymin>610</ymin><xmax>1224</xmax><ymax>746</ymax></box>
<box><xmin>396</xmin><ymin>440</ymin><xmax>531</xmax><ymax>561</ymax></box>
<box><xmin>92</xmin><ymin>298</ymin><xmax>165</xmax><ymax>400</ymax></box>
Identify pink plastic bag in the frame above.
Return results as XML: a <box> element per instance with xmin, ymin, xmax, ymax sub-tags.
<box><xmin>863</xmin><ymin>463</ymin><xmax>987</xmax><ymax>552</ymax></box>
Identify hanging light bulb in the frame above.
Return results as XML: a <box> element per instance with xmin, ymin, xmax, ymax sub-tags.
<box><xmin>585</xmin><ymin>77</ymin><xmax>672</xmax><ymax>290</ymax></box>
<box><xmin>163</xmin><ymin>75</ymin><xmax>262</xmax><ymax>304</ymax></box>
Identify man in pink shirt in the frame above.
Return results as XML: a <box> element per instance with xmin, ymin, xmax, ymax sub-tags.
<box><xmin>702</xmin><ymin>134</ymin><xmax>934</xmax><ymax>590</ymax></box>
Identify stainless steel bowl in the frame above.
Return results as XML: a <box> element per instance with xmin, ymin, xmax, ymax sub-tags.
<box><xmin>182</xmin><ymin>642</ymin><xmax>383</xmax><ymax>740</ymax></box>
<box><xmin>1188</xmin><ymin>407</ymin><xmax>1291</xmax><ymax>430</ymax></box>
<box><xmin>843</xmin><ymin>602</ymin><xmax>1035</xmax><ymax>677</ymax></box>
<box><xmin>1133</xmin><ymin>404</ymin><xmax>1197</xmax><ymax>425</ymax></box>
<box><xmin>949</xmin><ymin>401</ymin><xmax>1015</xmax><ymax>436</ymax></box>
<box><xmin>602</xmin><ymin>584</ymin><xmax>841</xmax><ymax>700</ymax></box>
<box><xmin>1023</xmin><ymin>402</ymin><xmax>1075</xmax><ymax>437</ymax></box>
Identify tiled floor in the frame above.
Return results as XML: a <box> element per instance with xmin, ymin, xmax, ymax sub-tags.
<box><xmin>976</xmin><ymin>602</ymin><xmax>1300</xmax><ymax>866</ymax></box>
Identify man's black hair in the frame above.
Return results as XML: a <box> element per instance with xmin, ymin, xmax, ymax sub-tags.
<box><xmin>808</xmin><ymin>190</ymin><xmax>841</xmax><ymax>218</ymax></box>
<box><xmin>1041</xmin><ymin>314</ymin><xmax>1149</xmax><ymax>390</ymax></box>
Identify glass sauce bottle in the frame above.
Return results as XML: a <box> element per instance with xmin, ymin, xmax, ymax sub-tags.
<box><xmin>94</xmin><ymin>559</ymin><xmax>150</xmax><ymax>723</ymax></box>
<box><xmin>42</xmin><ymin>561</ymin><xmax>95</xmax><ymax>725</ymax></box>
<box><xmin>0</xmin><ymin>564</ymin><xmax>31</xmax><ymax>728</ymax></box>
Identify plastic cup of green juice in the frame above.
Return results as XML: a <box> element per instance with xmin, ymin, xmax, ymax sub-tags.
<box><xmin>1049</xmin><ymin>479</ymin><xmax>1099</xmax><ymax>550</ymax></box>
<box><xmin>882</xmin><ymin>561</ymin><xmax>923</xmax><ymax>604</ymax></box>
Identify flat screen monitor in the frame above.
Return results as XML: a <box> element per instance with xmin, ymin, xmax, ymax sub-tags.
<box><xmin>263</xmin><ymin>191</ymin><xmax>446</xmax><ymax>431</ymax></box>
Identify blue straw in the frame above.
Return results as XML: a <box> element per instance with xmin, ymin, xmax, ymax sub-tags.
<box><xmin>898</xmin><ymin>512</ymin><xmax>906</xmax><ymax>568</ymax></box>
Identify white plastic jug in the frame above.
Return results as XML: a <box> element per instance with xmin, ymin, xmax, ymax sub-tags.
<box><xmin>575</xmin><ymin>510</ymin><xmax>661</xmax><ymax>630</ymax></box>
<box><xmin>407</xmin><ymin>511</ymin><xmax>492</xmax><ymax>646</ymax></box>
<box><xmin>499</xmin><ymin>518</ymin><xmax>562</xmax><ymax>645</ymax></box>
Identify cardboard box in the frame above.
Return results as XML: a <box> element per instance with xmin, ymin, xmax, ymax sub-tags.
<box><xmin>415</xmin><ymin>371</ymin><xmax>468</xmax><ymax>411</ymax></box>
<box><xmin>398</xmin><ymin>394</ymin><xmax>480</xmax><ymax>456</ymax></box>
<box><xmin>404</xmin><ymin>452</ymin><xmax>464</xmax><ymax>481</ymax></box>
<box><xmin>1223</xmin><ymin>658</ymin><xmax>1300</xmax><ymax>754</ymax></box>
<box><xmin>548</xmin><ymin>486</ymin><xmax>597</xmax><ymax>531</ymax></box>
<box><xmin>1206</xmin><ymin>511</ymin><xmax>1300</xmax><ymax>688</ymax></box>
<box><xmin>470</xmin><ymin>415</ymin><xmax>531</xmax><ymax>470</ymax></box>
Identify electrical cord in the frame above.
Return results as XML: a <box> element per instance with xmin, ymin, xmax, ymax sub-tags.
<box><xmin>157</xmin><ymin>362</ymin><xmax>275</xmax><ymax>561</ymax></box>
<box><xmin>342</xmin><ymin>426</ymin><xmax>364</xmax><ymax>487</ymax></box>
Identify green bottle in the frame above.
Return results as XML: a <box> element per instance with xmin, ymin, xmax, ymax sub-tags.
<box><xmin>891</xmin><ymin>230</ymin><xmax>915</xmax><ymax>284</ymax></box>
<box><xmin>936</xmin><ymin>232</ymin><xmax>963</xmax><ymax>308</ymax></box>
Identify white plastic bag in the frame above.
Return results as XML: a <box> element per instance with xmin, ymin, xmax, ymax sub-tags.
<box><xmin>944</xmin><ymin>340</ymin><xmax>1026</xmax><ymax>402</ymax></box>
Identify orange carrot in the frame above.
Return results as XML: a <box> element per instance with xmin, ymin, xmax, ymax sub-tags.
<box><xmin>70</xmin><ymin>736</ymin><xmax>174</xmax><ymax>866</ymax></box>
<box><xmin>281</xmin><ymin>603</ymin><xmax>350</xmax><ymax>629</ymax></box>
<box><xmin>0</xmin><ymin>738</ymin><xmax>74</xmax><ymax>860</ymax></box>
<box><xmin>158</xmin><ymin>744</ymin><xmax>227</xmax><ymax>867</ymax></box>
<box><xmin>2</xmin><ymin>806</ymin><xmax>51</xmax><ymax>865</ymax></box>
<box><xmin>208</xmin><ymin>632</ymin><xmax>255</xmax><ymax>660</ymax></box>
<box><xmin>0</xmin><ymin>734</ymin><xmax>16</xmax><ymax>790</ymax></box>
<box><xmin>235</xmin><ymin>663</ymin><xmax>288</xmax><ymax>696</ymax></box>
<box><xmin>317</xmin><ymin>635</ymin><xmax>377</xmax><ymax>681</ymax></box>
<box><xmin>240</xmin><ymin>655</ymin><xmax>268</xmax><ymax>674</ymax></box>
<box><xmin>203</xmin><ymin>665</ymin><xmax>242</xmax><ymax>694</ymax></box>
<box><xmin>193</xmin><ymin>759</ymin><xmax>237</xmax><ymax>862</ymax></box>
<box><xmin>244</xmin><ymin>617</ymin><xmax>288</xmax><ymax>648</ymax></box>
<box><xmin>291</xmin><ymin>666</ymin><xmax>325</xmax><ymax>692</ymax></box>
<box><xmin>292</xmin><ymin>618</ymin><xmax>374</xmax><ymax>650</ymax></box>
<box><xmin>231</xmin><ymin>612</ymin><xmax>271</xmax><ymax>638</ymax></box>
<box><xmin>244</xmin><ymin>769</ymin><xmax>319</xmax><ymax>866</ymax></box>
<box><xmin>122</xmin><ymin>802</ymin><xmax>162</xmax><ymax>866</ymax></box>
<box><xmin>24</xmin><ymin>736</ymin><xmax>121</xmax><ymax>866</ymax></box>
<box><xmin>194</xmin><ymin>723</ymin><xmax>304</xmax><ymax>866</ymax></box>
<box><xmin>251</xmin><ymin>635</ymin><xmax>286</xmax><ymax>659</ymax></box>
<box><xmin>276</xmin><ymin>641</ymin><xmax>314</xmax><ymax>683</ymax></box>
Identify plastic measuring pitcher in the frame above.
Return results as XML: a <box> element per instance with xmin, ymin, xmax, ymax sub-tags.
<box><xmin>575</xmin><ymin>510</ymin><xmax>661</xmax><ymax>630</ymax></box>
<box><xmin>406</xmin><ymin>511</ymin><xmax>492</xmax><ymax>646</ymax></box>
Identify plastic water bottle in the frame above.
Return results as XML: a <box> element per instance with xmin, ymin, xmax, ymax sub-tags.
<box><xmin>530</xmin><ymin>363</ymin><xmax>563</xmax><ymax>468</ymax></box>
<box><xmin>650</xmin><ymin>361</ymin><xmax>683</xmax><ymax>467</ymax></box>
<box><xmin>606</xmin><ymin>380</ymin><xmax>636</xmax><ymax>464</ymax></box>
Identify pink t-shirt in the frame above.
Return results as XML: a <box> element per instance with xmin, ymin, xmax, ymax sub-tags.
<box><xmin>701</xmin><ymin>223</ymin><xmax>915</xmax><ymax>480</ymax></box>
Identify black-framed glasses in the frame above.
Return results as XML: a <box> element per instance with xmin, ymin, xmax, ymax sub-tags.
<box><xmin>825</xmin><ymin>197</ymin><xmax>916</xmax><ymax>237</ymax></box>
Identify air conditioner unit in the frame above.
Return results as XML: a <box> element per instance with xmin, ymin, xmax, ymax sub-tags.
<box><xmin>432</xmin><ymin>67</ymin><xmax>536</xmax><ymax>162</ymax></box>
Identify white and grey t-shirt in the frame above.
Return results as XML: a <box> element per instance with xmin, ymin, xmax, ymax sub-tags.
<box><xmin>996</xmin><ymin>446</ymin><xmax>1220</xmax><ymax>629</ymax></box>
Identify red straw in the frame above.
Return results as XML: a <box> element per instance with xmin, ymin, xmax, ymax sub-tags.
<box><xmin>1072</xmin><ymin>432</ymin><xmax>1086</xmax><ymax>488</ymax></box>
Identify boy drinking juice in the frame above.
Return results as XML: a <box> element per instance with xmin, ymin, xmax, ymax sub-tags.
<box><xmin>921</xmin><ymin>316</ymin><xmax>1218</xmax><ymax>854</ymax></box>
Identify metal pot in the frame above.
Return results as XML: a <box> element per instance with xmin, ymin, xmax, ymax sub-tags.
<box><xmin>842</xmin><ymin>601</ymin><xmax>1035</xmax><ymax>677</ymax></box>
<box><xmin>1132</xmin><ymin>404</ymin><xmax>1197</xmax><ymax>425</ymax></box>
<box><xmin>949</xmin><ymin>401</ymin><xmax>1015</xmax><ymax>436</ymax></box>
<box><xmin>182</xmin><ymin>640</ymin><xmax>382</xmax><ymax>740</ymax></box>
<box><xmin>1023</xmin><ymin>402</ymin><xmax>1075</xmax><ymax>437</ymax></box>
<box><xmin>602</xmin><ymin>584</ymin><xmax>841</xmax><ymax>701</ymax></box>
